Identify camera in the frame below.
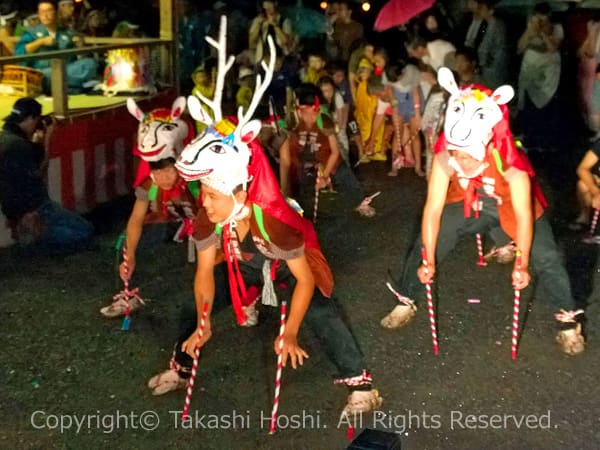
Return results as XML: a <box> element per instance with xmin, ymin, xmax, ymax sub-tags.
<box><xmin>36</xmin><ymin>114</ymin><xmax>52</xmax><ymax>130</ymax></box>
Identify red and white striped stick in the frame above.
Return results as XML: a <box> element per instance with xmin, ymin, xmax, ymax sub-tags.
<box><xmin>511</xmin><ymin>250</ymin><xmax>522</xmax><ymax>360</ymax></box>
<box><xmin>121</xmin><ymin>240</ymin><xmax>131</xmax><ymax>330</ymax></box>
<box><xmin>313</xmin><ymin>180</ymin><xmax>320</xmax><ymax>223</ymax></box>
<box><xmin>269</xmin><ymin>300</ymin><xmax>288</xmax><ymax>434</ymax></box>
<box><xmin>476</xmin><ymin>233</ymin><xmax>487</xmax><ymax>267</ymax></box>
<box><xmin>182</xmin><ymin>301</ymin><xmax>210</xmax><ymax>419</ymax></box>
<box><xmin>421</xmin><ymin>248</ymin><xmax>439</xmax><ymax>355</ymax></box>
<box><xmin>589</xmin><ymin>208</ymin><xmax>599</xmax><ymax>237</ymax></box>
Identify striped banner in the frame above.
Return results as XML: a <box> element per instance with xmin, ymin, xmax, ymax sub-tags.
<box><xmin>0</xmin><ymin>93</ymin><xmax>178</xmax><ymax>247</ymax></box>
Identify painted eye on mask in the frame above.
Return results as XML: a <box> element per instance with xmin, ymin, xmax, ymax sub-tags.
<box><xmin>161</xmin><ymin>123</ymin><xmax>177</xmax><ymax>132</ymax></box>
<box><xmin>210</xmin><ymin>144</ymin><xmax>225</xmax><ymax>154</ymax></box>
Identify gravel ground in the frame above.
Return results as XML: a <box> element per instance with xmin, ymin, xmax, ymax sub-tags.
<box><xmin>1</xmin><ymin>141</ymin><xmax>600</xmax><ymax>450</ymax></box>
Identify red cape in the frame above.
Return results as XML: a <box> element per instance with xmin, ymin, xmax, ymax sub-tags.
<box><xmin>247</xmin><ymin>139</ymin><xmax>321</xmax><ymax>251</ymax></box>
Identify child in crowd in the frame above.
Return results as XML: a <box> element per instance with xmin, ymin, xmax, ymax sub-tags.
<box><xmin>571</xmin><ymin>139</ymin><xmax>600</xmax><ymax>230</ymax></box>
<box><xmin>236</xmin><ymin>67</ymin><xmax>255</xmax><ymax>113</ymax></box>
<box><xmin>318</xmin><ymin>76</ymin><xmax>350</xmax><ymax>164</ymax></box>
<box><xmin>363</xmin><ymin>48</ymin><xmax>392</xmax><ymax>163</ymax></box>
<box><xmin>348</xmin><ymin>40</ymin><xmax>374</xmax><ymax>100</ymax></box>
<box><xmin>419</xmin><ymin>64</ymin><xmax>448</xmax><ymax>178</ymax></box>
<box><xmin>330</xmin><ymin>61</ymin><xmax>353</xmax><ymax>107</ymax></box>
<box><xmin>354</xmin><ymin>58</ymin><xmax>384</xmax><ymax>163</ymax></box>
<box><xmin>191</xmin><ymin>64</ymin><xmax>215</xmax><ymax>133</ymax></box>
<box><xmin>280</xmin><ymin>83</ymin><xmax>377</xmax><ymax>218</ymax></box>
<box><xmin>454</xmin><ymin>46</ymin><xmax>482</xmax><ymax>86</ymax></box>
<box><xmin>388</xmin><ymin>61</ymin><xmax>425</xmax><ymax>177</ymax></box>
<box><xmin>302</xmin><ymin>52</ymin><xmax>328</xmax><ymax>86</ymax></box>
<box><xmin>100</xmin><ymin>98</ymin><xmax>196</xmax><ymax>317</ymax></box>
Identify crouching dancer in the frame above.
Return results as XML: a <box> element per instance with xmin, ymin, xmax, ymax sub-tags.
<box><xmin>147</xmin><ymin>16</ymin><xmax>382</xmax><ymax>416</ymax></box>
<box><xmin>381</xmin><ymin>68</ymin><xmax>585</xmax><ymax>355</ymax></box>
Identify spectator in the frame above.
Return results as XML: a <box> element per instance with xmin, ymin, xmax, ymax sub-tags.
<box><xmin>0</xmin><ymin>4</ymin><xmax>18</xmax><ymax>56</ymax></box>
<box><xmin>57</xmin><ymin>0</ymin><xmax>75</xmax><ymax>29</ymax></box>
<box><xmin>0</xmin><ymin>98</ymin><xmax>93</xmax><ymax>252</ymax></box>
<box><xmin>236</xmin><ymin>67</ymin><xmax>256</xmax><ymax>114</ymax></box>
<box><xmin>15</xmin><ymin>0</ymin><xmax>98</xmax><ymax>94</ymax></box>
<box><xmin>474</xmin><ymin>0</ymin><xmax>509</xmax><ymax>88</ymax></box>
<box><xmin>332</xmin><ymin>0</ymin><xmax>363</xmax><ymax>63</ymax></box>
<box><xmin>348</xmin><ymin>40</ymin><xmax>374</xmax><ymax>99</ymax></box>
<box><xmin>249</xmin><ymin>1</ymin><xmax>295</xmax><ymax>63</ymax></box>
<box><xmin>462</xmin><ymin>0</ymin><xmax>487</xmax><ymax>50</ymax></box>
<box><xmin>302</xmin><ymin>52</ymin><xmax>328</xmax><ymax>86</ymax></box>
<box><xmin>454</xmin><ymin>46</ymin><xmax>482</xmax><ymax>85</ymax></box>
<box><xmin>517</xmin><ymin>3</ymin><xmax>562</xmax><ymax>150</ymax></box>
<box><xmin>78</xmin><ymin>9</ymin><xmax>109</xmax><ymax>37</ymax></box>
<box><xmin>176</xmin><ymin>0</ymin><xmax>211</xmax><ymax>91</ymax></box>
<box><xmin>406</xmin><ymin>35</ymin><xmax>456</xmax><ymax>72</ymax></box>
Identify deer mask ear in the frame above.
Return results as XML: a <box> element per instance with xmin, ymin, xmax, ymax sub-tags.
<box><xmin>171</xmin><ymin>96</ymin><xmax>187</xmax><ymax>121</ymax></box>
<box><xmin>239</xmin><ymin>120</ymin><xmax>262</xmax><ymax>143</ymax></box>
<box><xmin>187</xmin><ymin>96</ymin><xmax>213</xmax><ymax>126</ymax></box>
<box><xmin>437</xmin><ymin>67</ymin><xmax>459</xmax><ymax>96</ymax></box>
<box><xmin>491</xmin><ymin>85</ymin><xmax>514</xmax><ymax>105</ymax></box>
<box><xmin>127</xmin><ymin>98</ymin><xmax>144</xmax><ymax>122</ymax></box>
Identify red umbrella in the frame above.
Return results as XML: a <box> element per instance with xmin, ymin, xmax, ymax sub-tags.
<box><xmin>374</xmin><ymin>0</ymin><xmax>435</xmax><ymax>32</ymax></box>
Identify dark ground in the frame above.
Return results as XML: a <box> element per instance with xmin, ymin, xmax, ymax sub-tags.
<box><xmin>2</xmin><ymin>126</ymin><xmax>600</xmax><ymax>449</ymax></box>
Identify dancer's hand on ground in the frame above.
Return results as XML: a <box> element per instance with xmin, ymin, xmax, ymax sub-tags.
<box><xmin>119</xmin><ymin>259</ymin><xmax>135</xmax><ymax>282</ymax></box>
<box><xmin>275</xmin><ymin>333</ymin><xmax>309</xmax><ymax>369</ymax></box>
<box><xmin>417</xmin><ymin>264</ymin><xmax>435</xmax><ymax>284</ymax></box>
<box><xmin>512</xmin><ymin>267</ymin><xmax>530</xmax><ymax>290</ymax></box>
<box><xmin>182</xmin><ymin>324</ymin><xmax>212</xmax><ymax>358</ymax></box>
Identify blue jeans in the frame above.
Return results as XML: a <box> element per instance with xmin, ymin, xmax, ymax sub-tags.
<box><xmin>297</xmin><ymin>163</ymin><xmax>366</xmax><ymax>221</ymax></box>
<box><xmin>36</xmin><ymin>200</ymin><xmax>94</xmax><ymax>252</ymax></box>
<box><xmin>173</xmin><ymin>256</ymin><xmax>370</xmax><ymax>387</ymax></box>
<box><xmin>397</xmin><ymin>201</ymin><xmax>575</xmax><ymax>310</ymax></box>
<box><xmin>41</xmin><ymin>57</ymin><xmax>98</xmax><ymax>92</ymax></box>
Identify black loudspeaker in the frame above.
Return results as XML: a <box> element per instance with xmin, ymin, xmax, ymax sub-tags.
<box><xmin>346</xmin><ymin>428</ymin><xmax>402</xmax><ymax>450</ymax></box>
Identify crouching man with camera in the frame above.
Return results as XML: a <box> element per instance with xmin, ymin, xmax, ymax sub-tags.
<box><xmin>0</xmin><ymin>97</ymin><xmax>93</xmax><ymax>252</ymax></box>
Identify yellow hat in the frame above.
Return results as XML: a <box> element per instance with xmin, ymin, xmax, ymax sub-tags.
<box><xmin>357</xmin><ymin>58</ymin><xmax>374</xmax><ymax>72</ymax></box>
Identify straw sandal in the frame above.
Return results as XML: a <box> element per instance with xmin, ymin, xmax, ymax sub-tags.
<box><xmin>342</xmin><ymin>389</ymin><xmax>383</xmax><ymax>416</ymax></box>
<box><xmin>147</xmin><ymin>369</ymin><xmax>188</xmax><ymax>396</ymax></box>
<box><xmin>556</xmin><ymin>324</ymin><xmax>585</xmax><ymax>356</ymax></box>
<box><xmin>380</xmin><ymin>303</ymin><xmax>416</xmax><ymax>329</ymax></box>
<box><xmin>100</xmin><ymin>293</ymin><xmax>144</xmax><ymax>318</ymax></box>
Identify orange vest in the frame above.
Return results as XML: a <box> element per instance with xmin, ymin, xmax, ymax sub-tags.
<box><xmin>445</xmin><ymin>149</ymin><xmax>545</xmax><ymax>241</ymax></box>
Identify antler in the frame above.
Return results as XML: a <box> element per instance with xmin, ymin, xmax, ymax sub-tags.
<box><xmin>195</xmin><ymin>15</ymin><xmax>235</xmax><ymax>122</ymax></box>
<box><xmin>236</xmin><ymin>36</ymin><xmax>276</xmax><ymax>132</ymax></box>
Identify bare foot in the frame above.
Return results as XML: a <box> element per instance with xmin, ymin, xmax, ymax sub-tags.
<box><xmin>387</xmin><ymin>169</ymin><xmax>398</xmax><ymax>177</ymax></box>
<box><xmin>415</xmin><ymin>167</ymin><xmax>426</xmax><ymax>177</ymax></box>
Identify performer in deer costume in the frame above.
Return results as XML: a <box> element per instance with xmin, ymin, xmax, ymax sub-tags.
<box><xmin>100</xmin><ymin>97</ymin><xmax>197</xmax><ymax>318</ymax></box>
<box><xmin>380</xmin><ymin>68</ymin><xmax>585</xmax><ymax>355</ymax></box>
<box><xmin>146</xmin><ymin>17</ymin><xmax>382</xmax><ymax>416</ymax></box>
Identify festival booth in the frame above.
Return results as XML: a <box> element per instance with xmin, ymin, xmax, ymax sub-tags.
<box><xmin>0</xmin><ymin>0</ymin><xmax>179</xmax><ymax>246</ymax></box>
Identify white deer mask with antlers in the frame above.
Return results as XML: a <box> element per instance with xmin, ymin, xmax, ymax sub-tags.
<box><xmin>438</xmin><ymin>67</ymin><xmax>514</xmax><ymax>162</ymax></box>
<box><xmin>175</xmin><ymin>16</ymin><xmax>276</xmax><ymax>196</ymax></box>
<box><xmin>127</xmin><ymin>96</ymin><xmax>189</xmax><ymax>162</ymax></box>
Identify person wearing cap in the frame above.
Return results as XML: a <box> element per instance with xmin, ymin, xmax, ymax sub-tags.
<box><xmin>15</xmin><ymin>0</ymin><xmax>98</xmax><ymax>93</ymax></box>
<box><xmin>0</xmin><ymin>97</ymin><xmax>93</xmax><ymax>251</ymax></box>
<box><xmin>380</xmin><ymin>68</ymin><xmax>586</xmax><ymax>356</ymax></box>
